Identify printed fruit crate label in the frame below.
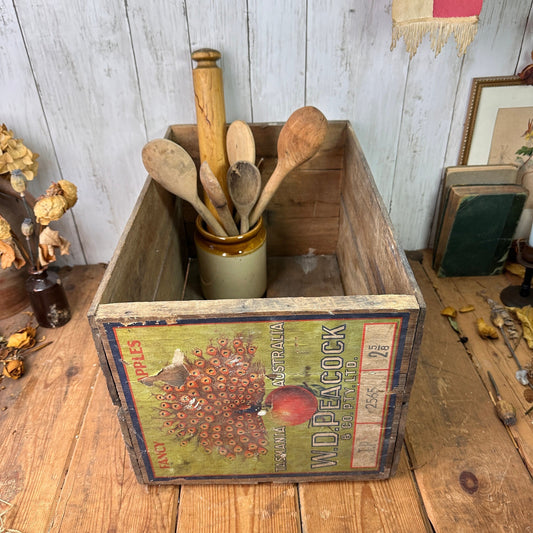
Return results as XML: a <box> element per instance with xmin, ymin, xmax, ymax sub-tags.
<box><xmin>104</xmin><ymin>312</ymin><xmax>409</xmax><ymax>481</ymax></box>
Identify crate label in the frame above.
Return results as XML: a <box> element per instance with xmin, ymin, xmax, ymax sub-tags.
<box><xmin>104</xmin><ymin>312</ymin><xmax>409</xmax><ymax>481</ymax></box>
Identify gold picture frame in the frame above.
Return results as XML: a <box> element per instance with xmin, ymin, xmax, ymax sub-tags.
<box><xmin>459</xmin><ymin>76</ymin><xmax>533</xmax><ymax>165</ymax></box>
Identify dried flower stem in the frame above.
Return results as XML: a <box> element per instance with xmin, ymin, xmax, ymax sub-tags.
<box><xmin>18</xmin><ymin>193</ymin><xmax>38</xmax><ymax>270</ymax></box>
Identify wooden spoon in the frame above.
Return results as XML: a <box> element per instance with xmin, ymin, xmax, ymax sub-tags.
<box><xmin>199</xmin><ymin>161</ymin><xmax>239</xmax><ymax>236</ymax></box>
<box><xmin>249</xmin><ymin>106</ymin><xmax>327</xmax><ymax>227</ymax></box>
<box><xmin>141</xmin><ymin>139</ymin><xmax>227</xmax><ymax>237</ymax></box>
<box><xmin>226</xmin><ymin>120</ymin><xmax>256</xmax><ymax>166</ymax></box>
<box><xmin>227</xmin><ymin>161</ymin><xmax>262</xmax><ymax>234</ymax></box>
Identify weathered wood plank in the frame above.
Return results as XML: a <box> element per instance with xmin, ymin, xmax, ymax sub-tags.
<box><xmin>298</xmin><ymin>450</ymin><xmax>430</xmax><ymax>533</ymax></box>
<box><xmin>176</xmin><ymin>484</ymin><xmax>301</xmax><ymax>533</ymax></box>
<box><xmin>13</xmin><ymin>0</ymin><xmax>147</xmax><ymax>264</ymax></box>
<box><xmin>406</xmin><ymin>256</ymin><xmax>533</xmax><ymax>531</ymax></box>
<box><xmin>389</xmin><ymin>36</ymin><xmax>463</xmax><ymax>251</ymax></box>
<box><xmin>127</xmin><ymin>0</ymin><xmax>196</xmax><ymax>139</ymax></box>
<box><xmin>186</xmin><ymin>0</ymin><xmax>251</xmax><ymax>122</ymax></box>
<box><xmin>421</xmin><ymin>250</ymin><xmax>533</xmax><ymax>476</ymax></box>
<box><xmin>248</xmin><ymin>0</ymin><xmax>307</xmax><ymax>122</ymax></box>
<box><xmin>339</xmin><ymin>125</ymin><xmax>415</xmax><ymax>296</ymax></box>
<box><xmin>306</xmin><ymin>0</ymin><xmax>409</xmax><ymax>211</ymax></box>
<box><xmin>0</xmin><ymin>0</ymin><xmax>84</xmax><ymax>264</ymax></box>
<box><xmin>267</xmin><ymin>255</ymin><xmax>344</xmax><ymax>298</ymax></box>
<box><xmin>91</xmin><ymin>177</ymin><xmax>185</xmax><ymax>305</ymax></box>
<box><xmin>48</xmin><ymin>371</ymin><xmax>180</xmax><ymax>533</ymax></box>
<box><xmin>0</xmin><ymin>265</ymin><xmax>105</xmax><ymax>532</ymax></box>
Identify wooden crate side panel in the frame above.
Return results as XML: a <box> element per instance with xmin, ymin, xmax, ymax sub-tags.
<box><xmin>93</xmin><ymin>297</ymin><xmax>420</xmax><ymax>484</ymax></box>
<box><xmin>339</xmin><ymin>125</ymin><xmax>415</xmax><ymax>296</ymax></box>
<box><xmin>93</xmin><ymin>178</ymin><xmax>185</xmax><ymax>305</ymax></box>
<box><xmin>92</xmin><ymin>317</ymin><xmax>153</xmax><ymax>484</ymax></box>
<box><xmin>153</xmin><ymin>199</ymin><xmax>190</xmax><ymax>301</ymax></box>
<box><xmin>266</xmin><ymin>214</ymin><xmax>339</xmax><ymax>256</ymax></box>
<box><xmin>336</xmin><ymin>202</ymin><xmax>376</xmax><ymax>294</ymax></box>
<box><xmin>168</xmin><ymin>121</ymin><xmax>346</xmax><ymax>163</ymax></box>
<box><xmin>95</xmin><ymin>294</ymin><xmax>421</xmax><ymax>321</ymax></box>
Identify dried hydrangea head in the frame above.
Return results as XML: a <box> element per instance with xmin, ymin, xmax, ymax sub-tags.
<box><xmin>33</xmin><ymin>180</ymin><xmax>77</xmax><ymax>225</ymax></box>
<box><xmin>0</xmin><ymin>124</ymin><xmax>39</xmax><ymax>179</ymax></box>
<box><xmin>33</xmin><ymin>194</ymin><xmax>69</xmax><ymax>225</ymax></box>
<box><xmin>57</xmin><ymin>179</ymin><xmax>78</xmax><ymax>209</ymax></box>
<box><xmin>3</xmin><ymin>359</ymin><xmax>24</xmax><ymax>379</ymax></box>
<box><xmin>0</xmin><ymin>238</ymin><xmax>26</xmax><ymax>269</ymax></box>
<box><xmin>38</xmin><ymin>226</ymin><xmax>71</xmax><ymax>266</ymax></box>
<box><xmin>0</xmin><ymin>214</ymin><xmax>11</xmax><ymax>240</ymax></box>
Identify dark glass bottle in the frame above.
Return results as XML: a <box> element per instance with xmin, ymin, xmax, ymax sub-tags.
<box><xmin>25</xmin><ymin>268</ymin><xmax>71</xmax><ymax>328</ymax></box>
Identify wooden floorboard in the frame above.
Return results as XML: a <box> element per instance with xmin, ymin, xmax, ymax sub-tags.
<box><xmin>298</xmin><ymin>451</ymin><xmax>430</xmax><ymax>532</ymax></box>
<box><xmin>1</xmin><ymin>256</ymin><xmax>532</xmax><ymax>532</ymax></box>
<box><xmin>406</xmin><ymin>252</ymin><xmax>533</xmax><ymax>532</ymax></box>
<box><xmin>0</xmin><ymin>265</ymin><xmax>105</xmax><ymax>533</ymax></box>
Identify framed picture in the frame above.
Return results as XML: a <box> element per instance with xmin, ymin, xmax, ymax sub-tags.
<box><xmin>459</xmin><ymin>76</ymin><xmax>533</xmax><ymax>166</ymax></box>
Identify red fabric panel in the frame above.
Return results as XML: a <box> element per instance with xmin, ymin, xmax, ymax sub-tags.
<box><xmin>433</xmin><ymin>0</ymin><xmax>483</xmax><ymax>18</ymax></box>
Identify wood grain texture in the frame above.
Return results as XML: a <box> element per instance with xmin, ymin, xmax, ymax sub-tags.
<box><xmin>299</xmin><ymin>451</ymin><xmax>429</xmax><ymax>533</ymax></box>
<box><xmin>0</xmin><ymin>0</ymin><xmax>84</xmax><ymax>264</ymax></box>
<box><xmin>176</xmin><ymin>484</ymin><xmax>301</xmax><ymax>533</ymax></box>
<box><xmin>126</xmin><ymin>0</ymin><xmax>196</xmax><ymax>139</ymax></box>
<box><xmin>3</xmin><ymin>1</ymin><xmax>533</xmax><ymax>260</ymax></box>
<box><xmin>6</xmin><ymin>262</ymin><xmax>533</xmax><ymax>530</ymax></box>
<box><xmin>247</xmin><ymin>0</ymin><xmax>307</xmax><ymax>122</ymax></box>
<box><xmin>186</xmin><ymin>0</ymin><xmax>251</xmax><ymax>122</ymax></box>
<box><xmin>49</xmin><ymin>371</ymin><xmax>180</xmax><ymax>533</ymax></box>
<box><xmin>0</xmin><ymin>265</ymin><xmax>105</xmax><ymax>532</ymax></box>
<box><xmin>91</xmin><ymin>177</ymin><xmax>185</xmax><ymax>306</ymax></box>
<box><xmin>389</xmin><ymin>41</ymin><xmax>463</xmax><ymax>252</ymax></box>
<box><xmin>13</xmin><ymin>0</ymin><xmax>147</xmax><ymax>264</ymax></box>
<box><xmin>420</xmin><ymin>250</ymin><xmax>533</xmax><ymax>476</ymax></box>
<box><xmin>406</xmin><ymin>256</ymin><xmax>533</xmax><ymax>531</ymax></box>
<box><xmin>306</xmin><ymin>0</ymin><xmax>409</xmax><ymax>210</ymax></box>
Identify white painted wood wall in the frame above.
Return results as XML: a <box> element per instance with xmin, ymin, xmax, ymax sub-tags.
<box><xmin>1</xmin><ymin>0</ymin><xmax>533</xmax><ymax>264</ymax></box>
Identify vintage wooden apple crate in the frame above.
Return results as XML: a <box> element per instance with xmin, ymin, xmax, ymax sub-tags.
<box><xmin>88</xmin><ymin>121</ymin><xmax>425</xmax><ymax>485</ymax></box>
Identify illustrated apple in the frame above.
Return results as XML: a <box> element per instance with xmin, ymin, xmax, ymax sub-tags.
<box><xmin>264</xmin><ymin>385</ymin><xmax>318</xmax><ymax>426</ymax></box>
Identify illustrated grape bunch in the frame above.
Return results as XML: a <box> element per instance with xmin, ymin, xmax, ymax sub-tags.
<box><xmin>155</xmin><ymin>335</ymin><xmax>268</xmax><ymax>460</ymax></box>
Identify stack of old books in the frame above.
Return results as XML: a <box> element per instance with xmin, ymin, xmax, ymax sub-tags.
<box><xmin>433</xmin><ymin>165</ymin><xmax>527</xmax><ymax>277</ymax></box>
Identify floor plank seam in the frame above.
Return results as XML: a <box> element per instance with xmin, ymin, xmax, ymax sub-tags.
<box><xmin>45</xmin><ymin>367</ymin><xmax>102</xmax><ymax>532</ymax></box>
<box><xmin>402</xmin><ymin>434</ymin><xmax>436</xmax><ymax>533</ymax></box>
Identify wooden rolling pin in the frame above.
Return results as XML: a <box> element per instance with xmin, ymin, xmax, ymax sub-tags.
<box><xmin>191</xmin><ymin>48</ymin><xmax>231</xmax><ymax>217</ymax></box>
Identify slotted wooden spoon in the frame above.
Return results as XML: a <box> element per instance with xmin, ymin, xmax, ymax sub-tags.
<box><xmin>142</xmin><ymin>139</ymin><xmax>227</xmax><ymax>237</ymax></box>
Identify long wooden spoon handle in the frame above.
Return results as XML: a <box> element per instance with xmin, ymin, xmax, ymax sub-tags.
<box><xmin>249</xmin><ymin>164</ymin><xmax>285</xmax><ymax>227</ymax></box>
<box><xmin>200</xmin><ymin>162</ymin><xmax>239</xmax><ymax>236</ymax></box>
<box><xmin>192</xmin><ymin>198</ymin><xmax>228</xmax><ymax>237</ymax></box>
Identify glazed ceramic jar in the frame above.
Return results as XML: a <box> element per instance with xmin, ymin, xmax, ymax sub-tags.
<box><xmin>194</xmin><ymin>216</ymin><xmax>267</xmax><ymax>299</ymax></box>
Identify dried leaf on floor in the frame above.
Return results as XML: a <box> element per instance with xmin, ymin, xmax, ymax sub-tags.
<box><xmin>477</xmin><ymin>317</ymin><xmax>499</xmax><ymax>339</ymax></box>
<box><xmin>441</xmin><ymin>306</ymin><xmax>457</xmax><ymax>318</ymax></box>
<box><xmin>504</xmin><ymin>262</ymin><xmax>526</xmax><ymax>278</ymax></box>
<box><xmin>508</xmin><ymin>305</ymin><xmax>533</xmax><ymax>349</ymax></box>
<box><xmin>6</xmin><ymin>326</ymin><xmax>37</xmax><ymax>350</ymax></box>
